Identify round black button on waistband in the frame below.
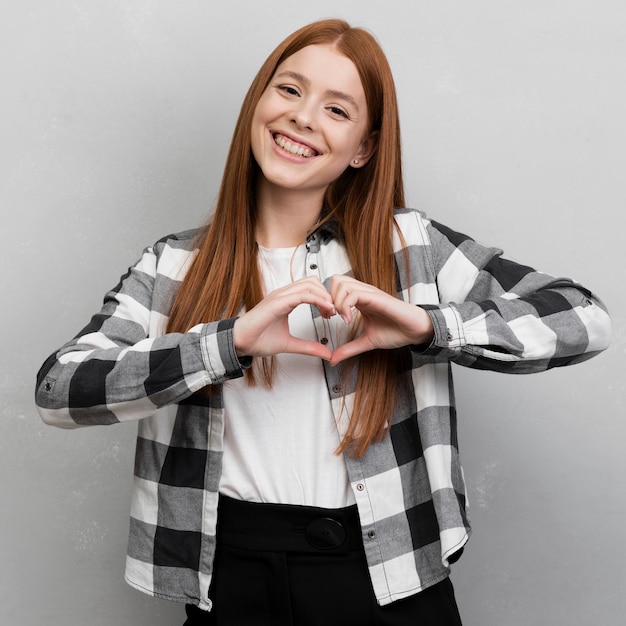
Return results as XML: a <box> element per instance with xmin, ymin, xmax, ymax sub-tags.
<box><xmin>305</xmin><ymin>518</ymin><xmax>347</xmax><ymax>550</ymax></box>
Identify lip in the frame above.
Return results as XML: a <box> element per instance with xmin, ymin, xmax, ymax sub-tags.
<box><xmin>270</xmin><ymin>130</ymin><xmax>322</xmax><ymax>159</ymax></box>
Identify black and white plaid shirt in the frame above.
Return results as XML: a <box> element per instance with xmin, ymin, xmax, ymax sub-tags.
<box><xmin>35</xmin><ymin>208</ymin><xmax>611</xmax><ymax>610</ymax></box>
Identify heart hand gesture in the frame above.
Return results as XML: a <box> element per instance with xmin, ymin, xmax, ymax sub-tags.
<box><xmin>232</xmin><ymin>275</ymin><xmax>434</xmax><ymax>364</ymax></box>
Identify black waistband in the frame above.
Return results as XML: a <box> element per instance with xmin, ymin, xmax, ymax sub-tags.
<box><xmin>216</xmin><ymin>494</ymin><xmax>363</xmax><ymax>555</ymax></box>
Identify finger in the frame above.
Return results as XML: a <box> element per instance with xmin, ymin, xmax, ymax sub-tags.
<box><xmin>275</xmin><ymin>279</ymin><xmax>336</xmax><ymax>316</ymax></box>
<box><xmin>329</xmin><ymin>280</ymin><xmax>362</xmax><ymax>323</ymax></box>
<box><xmin>329</xmin><ymin>335</ymin><xmax>374</xmax><ymax>366</ymax></box>
<box><xmin>272</xmin><ymin>290</ymin><xmax>336</xmax><ymax>319</ymax></box>
<box><xmin>329</xmin><ymin>275</ymin><xmax>384</xmax><ymax>322</ymax></box>
<box><xmin>285</xmin><ymin>337</ymin><xmax>333</xmax><ymax>361</ymax></box>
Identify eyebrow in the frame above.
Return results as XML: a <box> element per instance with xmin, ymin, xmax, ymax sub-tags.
<box><xmin>275</xmin><ymin>70</ymin><xmax>360</xmax><ymax>112</ymax></box>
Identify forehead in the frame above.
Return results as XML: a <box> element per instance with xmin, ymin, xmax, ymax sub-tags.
<box><xmin>274</xmin><ymin>44</ymin><xmax>366</xmax><ymax>102</ymax></box>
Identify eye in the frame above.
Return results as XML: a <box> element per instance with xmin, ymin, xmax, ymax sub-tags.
<box><xmin>328</xmin><ymin>106</ymin><xmax>350</xmax><ymax>119</ymax></box>
<box><xmin>277</xmin><ymin>84</ymin><xmax>300</xmax><ymax>96</ymax></box>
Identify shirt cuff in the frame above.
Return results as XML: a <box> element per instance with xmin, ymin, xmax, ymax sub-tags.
<box><xmin>198</xmin><ymin>318</ymin><xmax>251</xmax><ymax>383</ymax></box>
<box><xmin>422</xmin><ymin>304</ymin><xmax>466</xmax><ymax>351</ymax></box>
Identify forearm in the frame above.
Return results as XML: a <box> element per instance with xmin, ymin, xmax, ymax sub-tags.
<box><xmin>416</xmin><ymin>216</ymin><xmax>611</xmax><ymax>372</ymax></box>
<box><xmin>420</xmin><ymin>280</ymin><xmax>611</xmax><ymax>373</ymax></box>
<box><xmin>35</xmin><ymin>319</ymin><xmax>248</xmax><ymax>428</ymax></box>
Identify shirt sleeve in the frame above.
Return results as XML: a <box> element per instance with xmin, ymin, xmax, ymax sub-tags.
<box><xmin>35</xmin><ymin>238</ymin><xmax>249</xmax><ymax>428</ymax></box>
<box><xmin>418</xmin><ymin>218</ymin><xmax>611</xmax><ymax>373</ymax></box>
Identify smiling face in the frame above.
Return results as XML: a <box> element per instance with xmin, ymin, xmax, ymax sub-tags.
<box><xmin>250</xmin><ymin>44</ymin><xmax>376</xmax><ymax>205</ymax></box>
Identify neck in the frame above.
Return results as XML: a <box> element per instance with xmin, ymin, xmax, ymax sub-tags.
<box><xmin>255</xmin><ymin>181</ymin><xmax>325</xmax><ymax>248</ymax></box>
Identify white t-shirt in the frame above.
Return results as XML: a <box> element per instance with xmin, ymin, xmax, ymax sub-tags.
<box><xmin>219</xmin><ymin>244</ymin><xmax>355</xmax><ymax>508</ymax></box>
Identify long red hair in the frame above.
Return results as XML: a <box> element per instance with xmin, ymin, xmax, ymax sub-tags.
<box><xmin>167</xmin><ymin>19</ymin><xmax>406</xmax><ymax>457</ymax></box>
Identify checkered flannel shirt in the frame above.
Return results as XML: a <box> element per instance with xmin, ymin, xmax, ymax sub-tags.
<box><xmin>35</xmin><ymin>208</ymin><xmax>611</xmax><ymax>610</ymax></box>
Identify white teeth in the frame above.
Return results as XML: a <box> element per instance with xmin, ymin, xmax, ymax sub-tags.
<box><xmin>274</xmin><ymin>135</ymin><xmax>314</xmax><ymax>158</ymax></box>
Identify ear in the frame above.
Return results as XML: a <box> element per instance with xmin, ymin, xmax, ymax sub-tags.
<box><xmin>350</xmin><ymin>131</ymin><xmax>379</xmax><ymax>168</ymax></box>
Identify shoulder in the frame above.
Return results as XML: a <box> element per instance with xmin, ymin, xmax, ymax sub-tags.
<box><xmin>143</xmin><ymin>228</ymin><xmax>204</xmax><ymax>283</ymax></box>
<box><xmin>392</xmin><ymin>208</ymin><xmax>473</xmax><ymax>248</ymax></box>
<box><xmin>152</xmin><ymin>228</ymin><xmax>202</xmax><ymax>255</ymax></box>
<box><xmin>392</xmin><ymin>207</ymin><xmax>435</xmax><ymax>230</ymax></box>
<box><xmin>392</xmin><ymin>207</ymin><xmax>434</xmax><ymax>247</ymax></box>
<box><xmin>393</xmin><ymin>207</ymin><xmax>426</xmax><ymax>220</ymax></box>
<box><xmin>391</xmin><ymin>208</ymin><xmax>472</xmax><ymax>272</ymax></box>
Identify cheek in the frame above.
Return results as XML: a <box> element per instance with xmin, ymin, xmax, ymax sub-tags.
<box><xmin>253</xmin><ymin>91</ymin><xmax>280</xmax><ymax>124</ymax></box>
<box><xmin>250</xmin><ymin>131</ymin><xmax>264</xmax><ymax>168</ymax></box>
<box><xmin>250</xmin><ymin>108</ymin><xmax>268</xmax><ymax>159</ymax></box>
<box><xmin>335</xmin><ymin>125</ymin><xmax>367</xmax><ymax>156</ymax></box>
<box><xmin>250</xmin><ymin>98</ymin><xmax>280</xmax><ymax>148</ymax></box>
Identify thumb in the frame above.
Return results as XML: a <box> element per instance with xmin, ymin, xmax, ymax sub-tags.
<box><xmin>329</xmin><ymin>335</ymin><xmax>373</xmax><ymax>366</ymax></box>
<box><xmin>286</xmin><ymin>337</ymin><xmax>333</xmax><ymax>361</ymax></box>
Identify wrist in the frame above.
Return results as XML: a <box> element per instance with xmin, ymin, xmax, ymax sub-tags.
<box><xmin>413</xmin><ymin>306</ymin><xmax>435</xmax><ymax>346</ymax></box>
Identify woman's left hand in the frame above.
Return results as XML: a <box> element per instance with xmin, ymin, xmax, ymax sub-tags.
<box><xmin>328</xmin><ymin>275</ymin><xmax>435</xmax><ymax>365</ymax></box>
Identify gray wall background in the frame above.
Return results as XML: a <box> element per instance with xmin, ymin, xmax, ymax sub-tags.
<box><xmin>1</xmin><ymin>1</ymin><xmax>624</xmax><ymax>624</ymax></box>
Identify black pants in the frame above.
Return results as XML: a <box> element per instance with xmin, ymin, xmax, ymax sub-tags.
<box><xmin>183</xmin><ymin>496</ymin><xmax>462</xmax><ymax>626</ymax></box>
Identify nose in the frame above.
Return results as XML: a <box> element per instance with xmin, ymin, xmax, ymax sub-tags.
<box><xmin>290</xmin><ymin>99</ymin><xmax>316</xmax><ymax>131</ymax></box>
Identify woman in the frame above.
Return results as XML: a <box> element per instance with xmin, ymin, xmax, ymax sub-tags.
<box><xmin>35</xmin><ymin>19</ymin><xmax>611</xmax><ymax>626</ymax></box>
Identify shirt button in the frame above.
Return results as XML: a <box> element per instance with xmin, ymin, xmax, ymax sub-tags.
<box><xmin>309</xmin><ymin>263</ymin><xmax>318</xmax><ymax>270</ymax></box>
<box><xmin>446</xmin><ymin>332</ymin><xmax>453</xmax><ymax>342</ymax></box>
<box><xmin>320</xmin><ymin>337</ymin><xmax>328</xmax><ymax>345</ymax></box>
<box><xmin>367</xmin><ymin>530</ymin><xmax>376</xmax><ymax>539</ymax></box>
<box><xmin>332</xmin><ymin>384</ymin><xmax>342</xmax><ymax>394</ymax></box>
<box><xmin>356</xmin><ymin>483</ymin><xmax>365</xmax><ymax>491</ymax></box>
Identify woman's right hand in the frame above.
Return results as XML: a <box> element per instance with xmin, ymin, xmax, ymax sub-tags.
<box><xmin>233</xmin><ymin>277</ymin><xmax>335</xmax><ymax>360</ymax></box>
